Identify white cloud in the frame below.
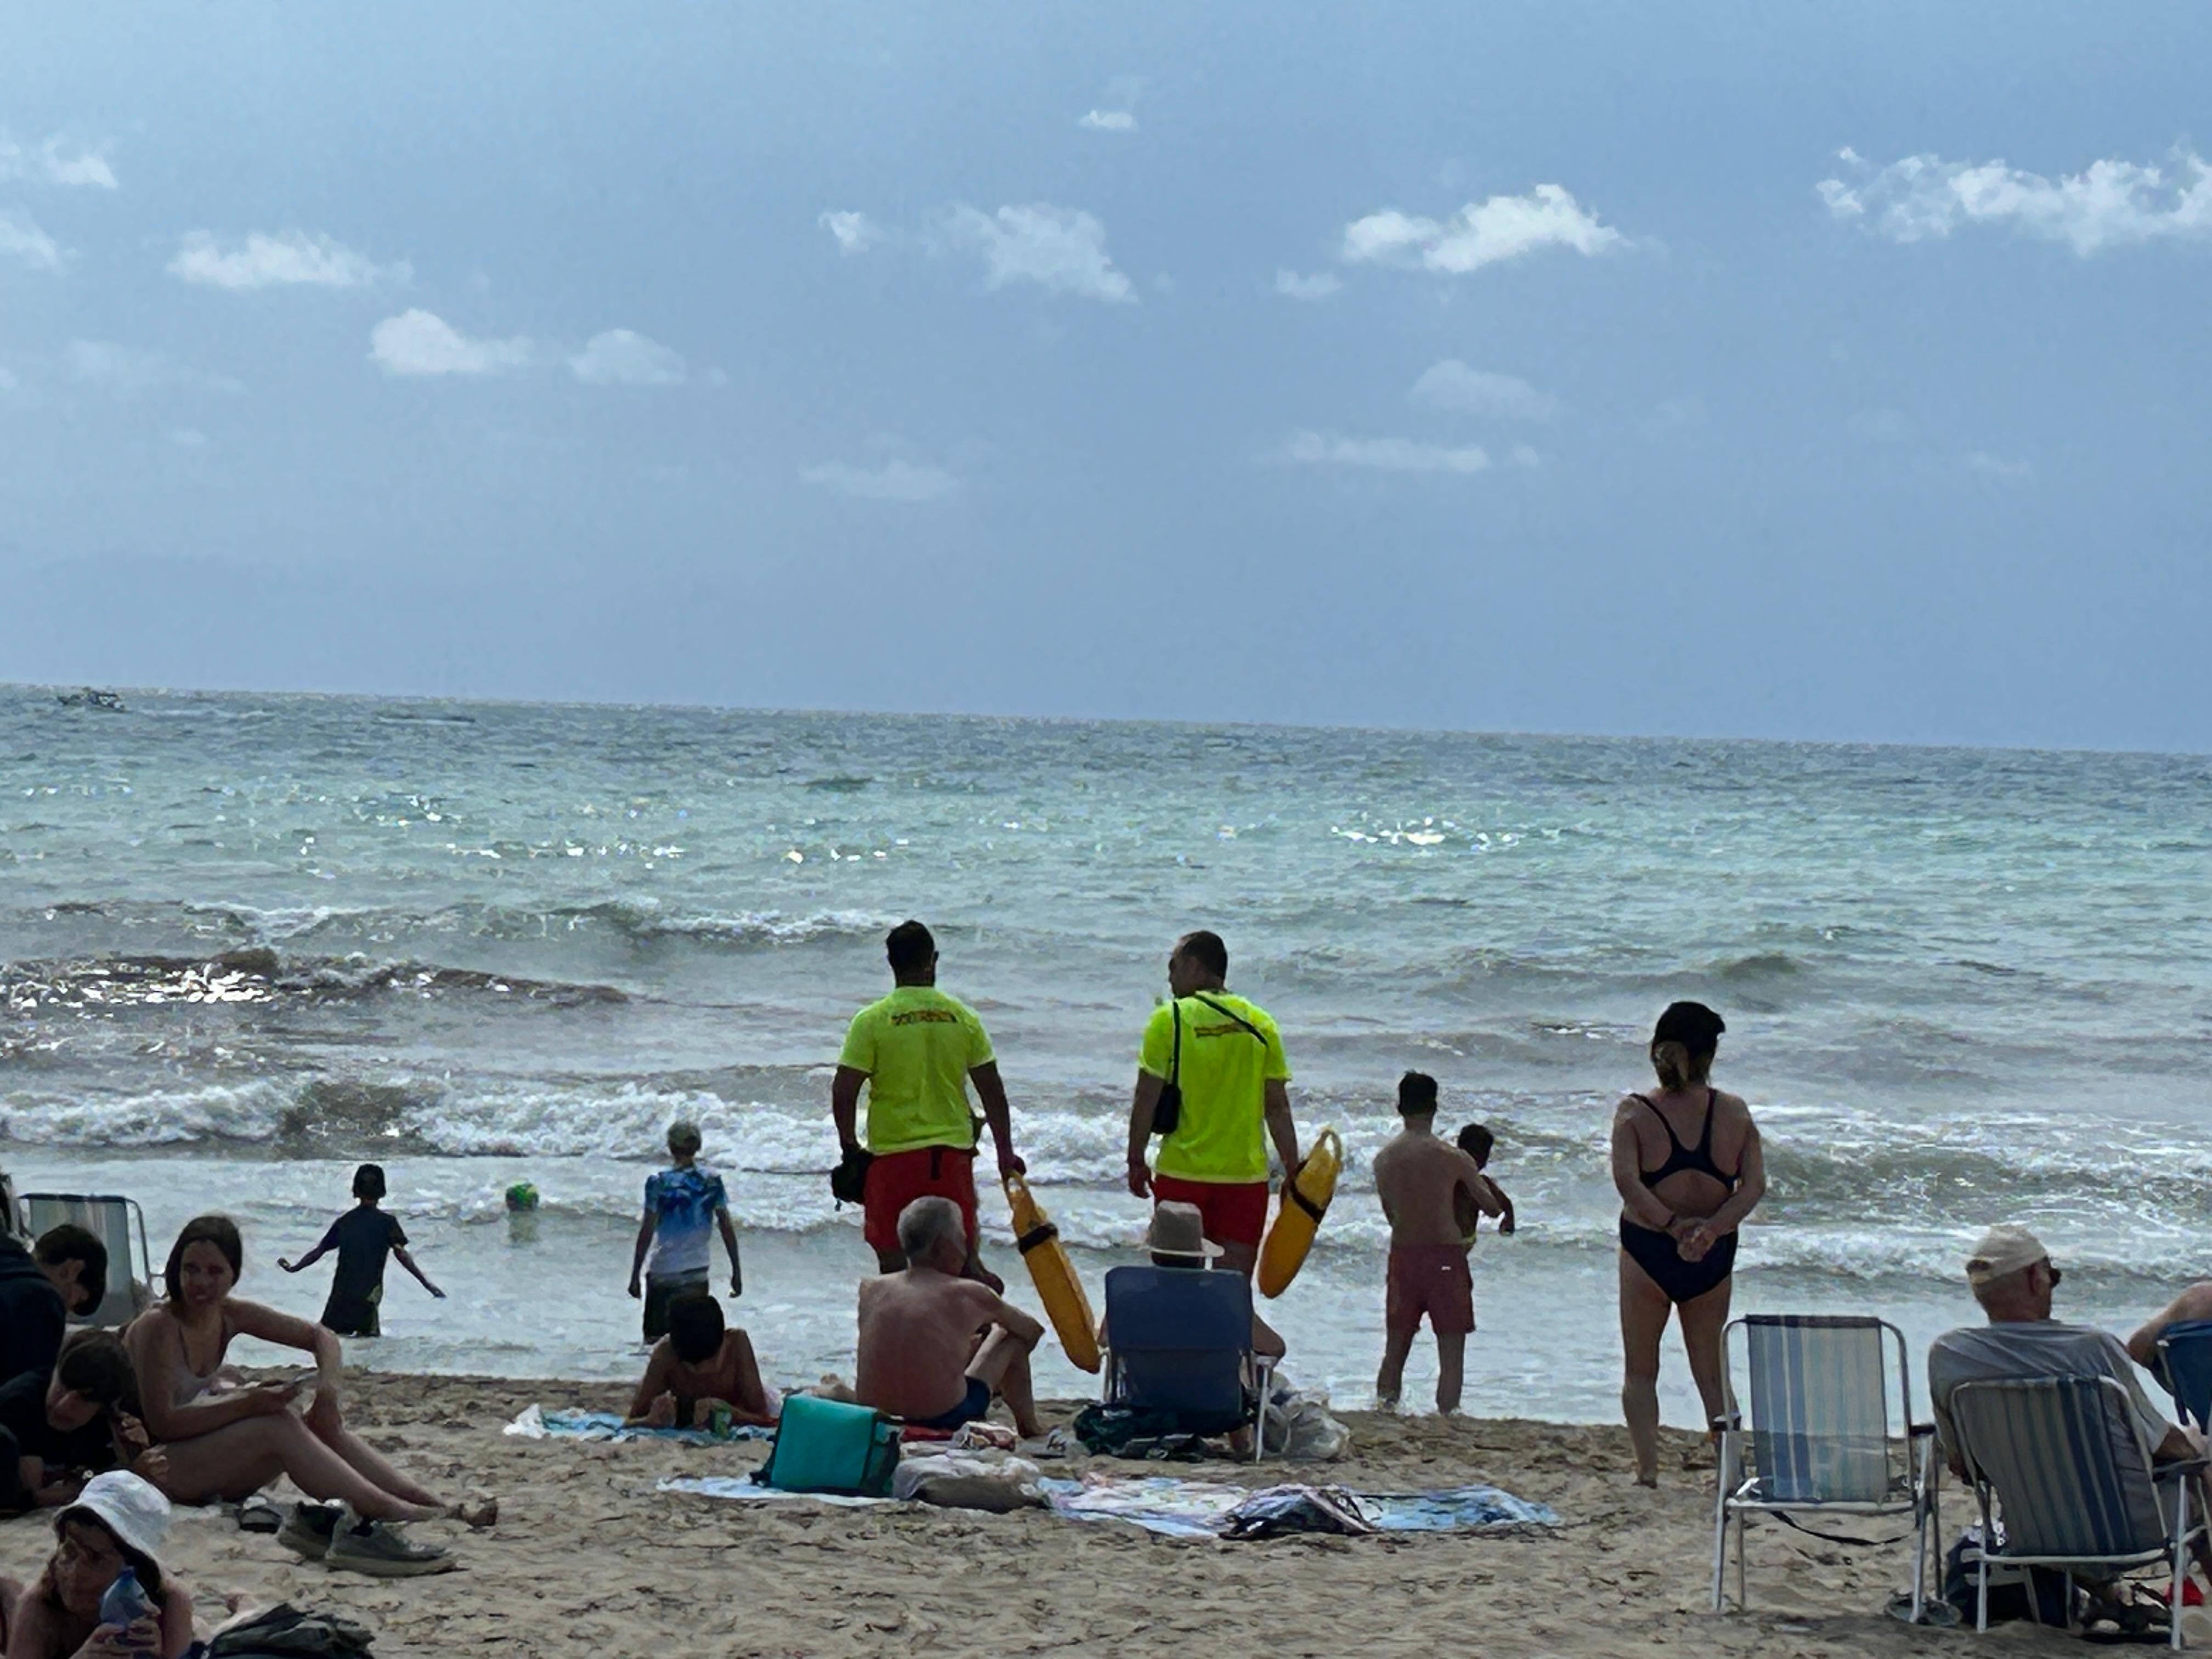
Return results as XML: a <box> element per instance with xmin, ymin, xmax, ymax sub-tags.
<box><xmin>66</xmin><ymin>341</ymin><xmax>241</xmax><ymax>396</ymax></box>
<box><xmin>1819</xmin><ymin>146</ymin><xmax>2212</xmax><ymax>255</ymax></box>
<box><xmin>1409</xmin><ymin>360</ymin><xmax>1561</xmax><ymax>421</ymax></box>
<box><xmin>170</xmin><ymin>427</ymin><xmax>207</xmax><ymax>448</ymax></box>
<box><xmin>1342</xmin><ymin>184</ymin><xmax>1623</xmax><ymax>274</ymax></box>
<box><xmin>1079</xmin><ymin>110</ymin><xmax>1136</xmax><ymax>132</ymax></box>
<box><xmin>369</xmin><ymin>310</ymin><xmax>532</xmax><ymax>377</ymax></box>
<box><xmin>1850</xmin><ymin>408</ymin><xmax>1915</xmax><ymax>443</ymax></box>
<box><xmin>1508</xmin><ymin>443</ymin><xmax>1542</xmax><ymax>468</ymax></box>
<box><xmin>1642</xmin><ymin>396</ymin><xmax>1707</xmax><ymax>436</ymax></box>
<box><xmin>568</xmin><ymin>329</ymin><xmax>686</xmax><ymax>386</ymax></box>
<box><xmin>944</xmin><ymin>203</ymin><xmax>1134</xmax><ymax>303</ymax></box>
<box><xmin>0</xmin><ymin>208</ymin><xmax>65</xmax><ymax>272</ymax></box>
<box><xmin>0</xmin><ymin>134</ymin><xmax>116</xmax><ymax>189</ymax></box>
<box><xmin>1282</xmin><ymin>431</ymin><xmax>1493</xmax><ymax>474</ymax></box>
<box><xmin>1274</xmin><ymin>269</ymin><xmax>1342</xmax><ymax>301</ymax></box>
<box><xmin>819</xmin><ymin>211</ymin><xmax>883</xmax><ymax>255</ymax></box>
<box><xmin>800</xmin><ymin>458</ymin><xmax>962</xmax><ymax>501</ymax></box>
<box><xmin>168</xmin><ymin>230</ymin><xmax>409</xmax><ymax>290</ymax></box>
<box><xmin>1963</xmin><ymin>450</ymin><xmax>2032</xmax><ymax>479</ymax></box>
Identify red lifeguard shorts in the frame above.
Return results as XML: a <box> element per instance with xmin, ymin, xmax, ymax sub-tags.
<box><xmin>1386</xmin><ymin>1244</ymin><xmax>1475</xmax><ymax>1336</ymax></box>
<box><xmin>1150</xmin><ymin>1173</ymin><xmax>1271</xmax><ymax>1251</ymax></box>
<box><xmin>862</xmin><ymin>1146</ymin><xmax>979</xmax><ymax>1256</ymax></box>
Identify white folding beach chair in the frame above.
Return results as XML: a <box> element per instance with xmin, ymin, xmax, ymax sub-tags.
<box><xmin>18</xmin><ymin>1192</ymin><xmax>155</xmax><ymax>1328</ymax></box>
<box><xmin>1712</xmin><ymin>1314</ymin><xmax>1942</xmax><ymax>1618</ymax></box>
<box><xmin>1950</xmin><ymin>1375</ymin><xmax>2207</xmax><ymax>1647</ymax></box>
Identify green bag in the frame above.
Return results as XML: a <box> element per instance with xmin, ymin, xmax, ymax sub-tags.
<box><xmin>755</xmin><ymin>1395</ymin><xmax>901</xmax><ymax>1497</ymax></box>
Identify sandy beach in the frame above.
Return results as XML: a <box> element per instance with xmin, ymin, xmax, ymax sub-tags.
<box><xmin>0</xmin><ymin>1370</ymin><xmax>2051</xmax><ymax>1659</ymax></box>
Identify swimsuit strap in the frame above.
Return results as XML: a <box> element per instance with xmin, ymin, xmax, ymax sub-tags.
<box><xmin>1694</xmin><ymin>1087</ymin><xmax>1718</xmax><ymax>1157</ymax></box>
<box><xmin>1629</xmin><ymin>1093</ymin><xmax>1691</xmax><ymax>1155</ymax></box>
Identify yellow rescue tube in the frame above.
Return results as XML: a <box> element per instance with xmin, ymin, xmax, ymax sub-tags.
<box><xmin>1003</xmin><ymin>1173</ymin><xmax>1101</xmax><ymax>1373</ymax></box>
<box><xmin>1256</xmin><ymin>1127</ymin><xmax>1343</xmax><ymax>1299</ymax></box>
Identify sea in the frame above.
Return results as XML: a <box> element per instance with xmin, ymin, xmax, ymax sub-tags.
<box><xmin>4</xmin><ymin>684</ymin><xmax>2210</xmax><ymax>1425</ymax></box>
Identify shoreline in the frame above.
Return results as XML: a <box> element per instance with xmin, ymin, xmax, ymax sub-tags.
<box><xmin>0</xmin><ymin>1368</ymin><xmax>1991</xmax><ymax>1658</ymax></box>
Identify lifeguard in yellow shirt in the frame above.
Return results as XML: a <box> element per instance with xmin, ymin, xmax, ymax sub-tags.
<box><xmin>833</xmin><ymin>920</ymin><xmax>1025</xmax><ymax>1279</ymax></box>
<box><xmin>1125</xmin><ymin>929</ymin><xmax>1300</xmax><ymax>1280</ymax></box>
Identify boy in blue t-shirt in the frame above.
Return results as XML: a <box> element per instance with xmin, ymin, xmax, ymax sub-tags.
<box><xmin>627</xmin><ymin>1120</ymin><xmax>743</xmax><ymax>1342</ymax></box>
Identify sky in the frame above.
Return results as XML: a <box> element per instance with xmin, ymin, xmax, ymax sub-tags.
<box><xmin>2</xmin><ymin>2</ymin><xmax>2209</xmax><ymax>750</ymax></box>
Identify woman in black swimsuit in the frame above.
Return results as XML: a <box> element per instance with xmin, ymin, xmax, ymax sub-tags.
<box><xmin>1610</xmin><ymin>1002</ymin><xmax>1766</xmax><ymax>1487</ymax></box>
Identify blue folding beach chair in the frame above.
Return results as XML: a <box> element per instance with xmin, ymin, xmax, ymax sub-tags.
<box><xmin>1100</xmin><ymin>1266</ymin><xmax>1277</xmax><ymax>1462</ymax></box>
<box><xmin>2157</xmin><ymin>1322</ymin><xmax>2212</xmax><ymax>1435</ymax></box>
<box><xmin>1712</xmin><ymin>1314</ymin><xmax>1942</xmax><ymax>1619</ymax></box>
<box><xmin>1949</xmin><ymin>1375</ymin><xmax>2207</xmax><ymax>1647</ymax></box>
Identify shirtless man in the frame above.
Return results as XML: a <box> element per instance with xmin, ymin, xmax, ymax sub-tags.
<box><xmin>854</xmin><ymin>1198</ymin><xmax>1046</xmax><ymax>1438</ymax></box>
<box><xmin>627</xmin><ymin>1294</ymin><xmax>775</xmax><ymax>1431</ymax></box>
<box><xmin>1373</xmin><ymin>1072</ymin><xmax>1501</xmax><ymax>1414</ymax></box>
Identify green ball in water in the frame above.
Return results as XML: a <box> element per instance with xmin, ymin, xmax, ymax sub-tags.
<box><xmin>504</xmin><ymin>1182</ymin><xmax>540</xmax><ymax>1213</ymax></box>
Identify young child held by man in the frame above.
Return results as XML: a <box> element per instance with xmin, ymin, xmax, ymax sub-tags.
<box><xmin>279</xmin><ymin>1163</ymin><xmax>445</xmax><ymax>1336</ymax></box>
<box><xmin>1372</xmin><ymin>1072</ymin><xmax>1503</xmax><ymax>1414</ymax></box>
<box><xmin>1455</xmin><ymin>1124</ymin><xmax>1516</xmax><ymax>1239</ymax></box>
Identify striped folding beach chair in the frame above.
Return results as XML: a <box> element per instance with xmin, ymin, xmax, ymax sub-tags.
<box><xmin>18</xmin><ymin>1193</ymin><xmax>155</xmax><ymax>1328</ymax></box>
<box><xmin>1712</xmin><ymin>1314</ymin><xmax>1941</xmax><ymax>1618</ymax></box>
<box><xmin>1949</xmin><ymin>1375</ymin><xmax>2208</xmax><ymax>1647</ymax></box>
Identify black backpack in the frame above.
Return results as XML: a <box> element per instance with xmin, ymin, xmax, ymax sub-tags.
<box><xmin>206</xmin><ymin>1605</ymin><xmax>376</xmax><ymax>1658</ymax></box>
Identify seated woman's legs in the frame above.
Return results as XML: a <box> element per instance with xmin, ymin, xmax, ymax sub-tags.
<box><xmin>304</xmin><ymin>1409</ymin><xmax>442</xmax><ymax>1510</ymax></box>
<box><xmin>152</xmin><ymin>1416</ymin><xmax>444</xmax><ymax>1523</ymax></box>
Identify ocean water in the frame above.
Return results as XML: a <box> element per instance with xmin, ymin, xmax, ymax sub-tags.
<box><xmin>4</xmin><ymin>685</ymin><xmax>2210</xmax><ymax>1423</ymax></box>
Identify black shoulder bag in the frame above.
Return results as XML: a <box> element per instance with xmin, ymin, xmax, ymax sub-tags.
<box><xmin>1149</xmin><ymin>995</ymin><xmax>1267</xmax><ymax>1138</ymax></box>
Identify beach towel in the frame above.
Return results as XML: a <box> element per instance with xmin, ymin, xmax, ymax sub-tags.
<box><xmin>503</xmin><ymin>1404</ymin><xmax>774</xmax><ymax>1446</ymax></box>
<box><xmin>657</xmin><ymin>1475</ymin><xmax>893</xmax><ymax>1508</ymax></box>
<box><xmin>1037</xmin><ymin>1474</ymin><xmax>1558</xmax><ymax>1539</ymax></box>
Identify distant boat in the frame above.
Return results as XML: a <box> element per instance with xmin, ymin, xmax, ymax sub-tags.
<box><xmin>55</xmin><ymin>689</ymin><xmax>127</xmax><ymax>712</ymax></box>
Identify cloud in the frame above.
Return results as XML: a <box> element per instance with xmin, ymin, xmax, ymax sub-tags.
<box><xmin>170</xmin><ymin>427</ymin><xmax>208</xmax><ymax>448</ymax></box>
<box><xmin>1341</xmin><ymin>184</ymin><xmax>1624</xmax><ymax>274</ymax></box>
<box><xmin>66</xmin><ymin>341</ymin><xmax>241</xmax><ymax>396</ymax></box>
<box><xmin>568</xmin><ymin>328</ymin><xmax>686</xmax><ymax>386</ymax></box>
<box><xmin>0</xmin><ymin>208</ymin><xmax>65</xmax><ymax>272</ymax></box>
<box><xmin>1850</xmin><ymin>408</ymin><xmax>1915</xmax><ymax>443</ymax></box>
<box><xmin>819</xmin><ymin>210</ymin><xmax>884</xmax><ymax>255</ymax></box>
<box><xmin>0</xmin><ymin>133</ymin><xmax>115</xmax><ymax>189</ymax></box>
<box><xmin>1642</xmin><ymin>396</ymin><xmax>1706</xmax><ymax>437</ymax></box>
<box><xmin>168</xmin><ymin>230</ymin><xmax>410</xmax><ymax>290</ymax></box>
<box><xmin>1409</xmin><ymin>360</ymin><xmax>1561</xmax><ymax>421</ymax></box>
<box><xmin>943</xmin><ymin>203</ymin><xmax>1134</xmax><ymax>302</ymax></box>
<box><xmin>369</xmin><ymin>309</ymin><xmax>533</xmax><ymax>377</ymax></box>
<box><xmin>1282</xmin><ymin>431</ymin><xmax>1493</xmax><ymax>474</ymax></box>
<box><xmin>1819</xmin><ymin>146</ymin><xmax>2212</xmax><ymax>255</ymax></box>
<box><xmin>799</xmin><ymin>458</ymin><xmax>962</xmax><ymax>501</ymax></box>
<box><xmin>1963</xmin><ymin>450</ymin><xmax>2032</xmax><ymax>479</ymax></box>
<box><xmin>1274</xmin><ymin>269</ymin><xmax>1342</xmax><ymax>301</ymax></box>
<box><xmin>1508</xmin><ymin>443</ymin><xmax>1542</xmax><ymax>469</ymax></box>
<box><xmin>1079</xmin><ymin>110</ymin><xmax>1136</xmax><ymax>132</ymax></box>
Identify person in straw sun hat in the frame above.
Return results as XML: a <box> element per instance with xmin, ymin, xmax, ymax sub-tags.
<box><xmin>1097</xmin><ymin>1202</ymin><xmax>1288</xmax><ymax>1369</ymax></box>
<box><xmin>4</xmin><ymin>1469</ymin><xmax>201</xmax><ymax>1657</ymax></box>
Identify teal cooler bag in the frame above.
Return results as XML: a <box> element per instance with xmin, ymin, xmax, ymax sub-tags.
<box><xmin>754</xmin><ymin>1395</ymin><xmax>900</xmax><ymax>1496</ymax></box>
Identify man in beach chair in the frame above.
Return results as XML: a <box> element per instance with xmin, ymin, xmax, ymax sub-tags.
<box><xmin>854</xmin><ymin>1198</ymin><xmax>1047</xmax><ymax>1439</ymax></box>
<box><xmin>1929</xmin><ymin>1224</ymin><xmax>2212</xmax><ymax>1613</ymax></box>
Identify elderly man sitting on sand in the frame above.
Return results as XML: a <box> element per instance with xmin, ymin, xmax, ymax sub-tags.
<box><xmin>854</xmin><ymin>1198</ymin><xmax>1047</xmax><ymax>1440</ymax></box>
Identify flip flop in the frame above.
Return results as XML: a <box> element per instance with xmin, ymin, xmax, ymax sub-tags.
<box><xmin>235</xmin><ymin>1495</ymin><xmax>283</xmax><ymax>1534</ymax></box>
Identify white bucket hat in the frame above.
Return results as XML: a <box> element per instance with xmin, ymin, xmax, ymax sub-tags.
<box><xmin>61</xmin><ymin>1471</ymin><xmax>171</xmax><ymax>1566</ymax></box>
<box><xmin>1145</xmin><ymin>1201</ymin><xmax>1224</xmax><ymax>1263</ymax></box>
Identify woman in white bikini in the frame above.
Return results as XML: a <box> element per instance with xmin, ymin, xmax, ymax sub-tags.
<box><xmin>122</xmin><ymin>1216</ymin><xmax>492</xmax><ymax>1577</ymax></box>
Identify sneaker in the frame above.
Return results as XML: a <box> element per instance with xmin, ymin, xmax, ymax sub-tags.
<box><xmin>276</xmin><ymin>1502</ymin><xmax>343</xmax><ymax>1561</ymax></box>
<box><xmin>325</xmin><ymin>1515</ymin><xmax>458</xmax><ymax>1578</ymax></box>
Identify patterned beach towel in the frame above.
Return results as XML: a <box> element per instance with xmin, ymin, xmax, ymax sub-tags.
<box><xmin>504</xmin><ymin>1404</ymin><xmax>775</xmax><ymax>1446</ymax></box>
<box><xmin>1037</xmin><ymin>1474</ymin><xmax>1558</xmax><ymax>1538</ymax></box>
